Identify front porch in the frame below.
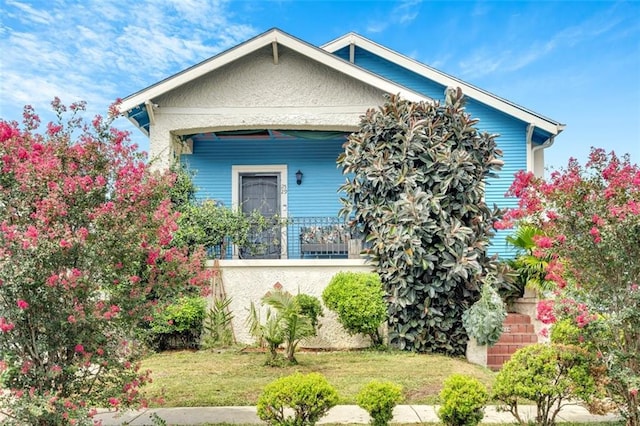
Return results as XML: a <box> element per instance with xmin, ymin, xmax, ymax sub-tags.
<box><xmin>212</xmin><ymin>216</ymin><xmax>363</xmax><ymax>260</ymax></box>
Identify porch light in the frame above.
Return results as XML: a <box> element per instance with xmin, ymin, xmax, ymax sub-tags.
<box><xmin>295</xmin><ymin>170</ymin><xmax>303</xmax><ymax>185</ymax></box>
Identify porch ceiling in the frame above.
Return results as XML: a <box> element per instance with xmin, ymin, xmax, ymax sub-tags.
<box><xmin>182</xmin><ymin>129</ymin><xmax>350</xmax><ymax>143</ymax></box>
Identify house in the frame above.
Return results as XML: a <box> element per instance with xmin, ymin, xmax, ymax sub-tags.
<box><xmin>118</xmin><ymin>28</ymin><xmax>563</xmax><ymax>349</ymax></box>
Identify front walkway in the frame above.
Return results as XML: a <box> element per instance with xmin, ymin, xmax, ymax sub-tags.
<box><xmin>94</xmin><ymin>404</ymin><xmax>622</xmax><ymax>424</ymax></box>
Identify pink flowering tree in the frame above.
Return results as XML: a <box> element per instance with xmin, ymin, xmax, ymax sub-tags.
<box><xmin>499</xmin><ymin>148</ymin><xmax>640</xmax><ymax>425</ymax></box>
<box><xmin>0</xmin><ymin>99</ymin><xmax>210</xmax><ymax>425</ymax></box>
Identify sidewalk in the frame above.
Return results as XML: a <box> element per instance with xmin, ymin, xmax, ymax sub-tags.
<box><xmin>94</xmin><ymin>404</ymin><xmax>622</xmax><ymax>425</ymax></box>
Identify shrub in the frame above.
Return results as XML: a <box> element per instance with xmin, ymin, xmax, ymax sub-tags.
<box><xmin>462</xmin><ymin>281</ymin><xmax>506</xmax><ymax>346</ymax></box>
<box><xmin>150</xmin><ymin>296</ymin><xmax>206</xmax><ymax>350</ymax></box>
<box><xmin>492</xmin><ymin>343</ymin><xmax>604</xmax><ymax>426</ymax></box>
<box><xmin>499</xmin><ymin>148</ymin><xmax>640</xmax><ymax>424</ymax></box>
<box><xmin>248</xmin><ymin>288</ymin><xmax>322</xmax><ymax>365</ymax></box>
<box><xmin>438</xmin><ymin>374</ymin><xmax>488</xmax><ymax>426</ymax></box>
<box><xmin>294</xmin><ymin>293</ymin><xmax>323</xmax><ymax>330</ymax></box>
<box><xmin>202</xmin><ymin>296</ymin><xmax>235</xmax><ymax>348</ymax></box>
<box><xmin>0</xmin><ymin>100</ymin><xmax>209</xmax><ymax>424</ymax></box>
<box><xmin>338</xmin><ymin>90</ymin><xmax>504</xmax><ymax>355</ymax></box>
<box><xmin>257</xmin><ymin>372</ymin><xmax>339</xmax><ymax>425</ymax></box>
<box><xmin>322</xmin><ymin>272</ymin><xmax>387</xmax><ymax>346</ymax></box>
<box><xmin>356</xmin><ymin>380</ymin><xmax>403</xmax><ymax>426</ymax></box>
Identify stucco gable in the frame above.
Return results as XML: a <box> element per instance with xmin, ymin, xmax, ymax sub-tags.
<box><xmin>155</xmin><ymin>45</ymin><xmax>388</xmax><ymax>110</ymax></box>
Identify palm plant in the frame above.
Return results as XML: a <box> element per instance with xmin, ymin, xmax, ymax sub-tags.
<box><xmin>505</xmin><ymin>225</ymin><xmax>555</xmax><ymax>295</ymax></box>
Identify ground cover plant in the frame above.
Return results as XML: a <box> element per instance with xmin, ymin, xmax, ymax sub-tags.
<box><xmin>499</xmin><ymin>148</ymin><xmax>640</xmax><ymax>425</ymax></box>
<box><xmin>0</xmin><ymin>100</ymin><xmax>210</xmax><ymax>424</ymax></box>
<box><xmin>338</xmin><ymin>89</ymin><xmax>504</xmax><ymax>355</ymax></box>
<box><xmin>138</xmin><ymin>349</ymin><xmax>495</xmax><ymax>407</ymax></box>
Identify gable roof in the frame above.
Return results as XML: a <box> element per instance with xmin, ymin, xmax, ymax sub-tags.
<box><xmin>119</xmin><ymin>28</ymin><xmax>430</xmax><ymax>133</ymax></box>
<box><xmin>322</xmin><ymin>33</ymin><xmax>565</xmax><ymax>137</ymax></box>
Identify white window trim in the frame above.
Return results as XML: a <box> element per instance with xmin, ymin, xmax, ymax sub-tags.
<box><xmin>231</xmin><ymin>165</ymin><xmax>288</xmax><ymax>259</ymax></box>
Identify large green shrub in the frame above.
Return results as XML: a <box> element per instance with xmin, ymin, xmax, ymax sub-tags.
<box><xmin>322</xmin><ymin>272</ymin><xmax>387</xmax><ymax>346</ymax></box>
<box><xmin>493</xmin><ymin>343</ymin><xmax>603</xmax><ymax>426</ymax></box>
<box><xmin>356</xmin><ymin>380</ymin><xmax>403</xmax><ymax>426</ymax></box>
<box><xmin>437</xmin><ymin>374</ymin><xmax>488</xmax><ymax>426</ymax></box>
<box><xmin>338</xmin><ymin>90</ymin><xmax>504</xmax><ymax>355</ymax></box>
<box><xmin>150</xmin><ymin>296</ymin><xmax>206</xmax><ymax>350</ymax></box>
<box><xmin>257</xmin><ymin>372</ymin><xmax>339</xmax><ymax>426</ymax></box>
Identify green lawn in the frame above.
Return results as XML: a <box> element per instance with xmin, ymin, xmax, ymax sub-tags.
<box><xmin>140</xmin><ymin>348</ymin><xmax>496</xmax><ymax>407</ymax></box>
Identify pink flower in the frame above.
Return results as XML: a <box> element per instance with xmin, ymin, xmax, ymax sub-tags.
<box><xmin>589</xmin><ymin>227</ymin><xmax>601</xmax><ymax>244</ymax></box>
<box><xmin>592</xmin><ymin>214</ymin><xmax>605</xmax><ymax>227</ymax></box>
<box><xmin>533</xmin><ymin>235</ymin><xmax>553</xmax><ymax>249</ymax></box>
<box><xmin>67</xmin><ymin>315</ymin><xmax>76</xmax><ymax>324</ymax></box>
<box><xmin>74</xmin><ymin>344</ymin><xmax>84</xmax><ymax>353</ymax></box>
<box><xmin>536</xmin><ymin>300</ymin><xmax>556</xmax><ymax>324</ymax></box>
<box><xmin>17</xmin><ymin>299</ymin><xmax>29</xmax><ymax>310</ymax></box>
<box><xmin>59</xmin><ymin>239</ymin><xmax>72</xmax><ymax>249</ymax></box>
<box><xmin>108</xmin><ymin>397</ymin><xmax>120</xmax><ymax>407</ymax></box>
<box><xmin>631</xmin><ymin>388</ymin><xmax>638</xmax><ymax>397</ymax></box>
<box><xmin>0</xmin><ymin>317</ymin><xmax>15</xmax><ymax>333</ymax></box>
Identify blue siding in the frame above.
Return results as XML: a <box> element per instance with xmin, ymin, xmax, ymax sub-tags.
<box><xmin>337</xmin><ymin>46</ymin><xmax>526</xmax><ymax>258</ymax></box>
<box><xmin>181</xmin><ymin>137</ymin><xmax>346</xmax><ymax>218</ymax></box>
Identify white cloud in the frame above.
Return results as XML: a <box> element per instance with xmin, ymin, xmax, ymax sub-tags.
<box><xmin>456</xmin><ymin>3</ymin><xmax>628</xmax><ymax>81</ymax></box>
<box><xmin>5</xmin><ymin>0</ymin><xmax>54</xmax><ymax>25</ymax></box>
<box><xmin>0</xmin><ymin>0</ymin><xmax>257</xmax><ymax>123</ymax></box>
<box><xmin>366</xmin><ymin>0</ymin><xmax>423</xmax><ymax>34</ymax></box>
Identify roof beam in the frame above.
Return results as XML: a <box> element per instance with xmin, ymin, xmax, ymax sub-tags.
<box><xmin>272</xmin><ymin>41</ymin><xmax>279</xmax><ymax>65</ymax></box>
<box><xmin>144</xmin><ymin>100</ymin><xmax>156</xmax><ymax>126</ymax></box>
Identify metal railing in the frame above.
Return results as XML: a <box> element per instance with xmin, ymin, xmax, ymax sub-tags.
<box><xmin>211</xmin><ymin>216</ymin><xmax>359</xmax><ymax>260</ymax></box>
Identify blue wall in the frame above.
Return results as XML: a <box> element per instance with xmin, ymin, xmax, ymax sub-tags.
<box><xmin>332</xmin><ymin>45</ymin><xmax>526</xmax><ymax>257</ymax></box>
<box><xmin>181</xmin><ymin>137</ymin><xmax>347</xmax><ymax>218</ymax></box>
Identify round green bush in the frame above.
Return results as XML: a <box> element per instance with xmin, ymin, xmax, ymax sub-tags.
<box><xmin>149</xmin><ymin>296</ymin><xmax>206</xmax><ymax>350</ymax></box>
<box><xmin>322</xmin><ymin>272</ymin><xmax>387</xmax><ymax>345</ymax></box>
<box><xmin>356</xmin><ymin>380</ymin><xmax>403</xmax><ymax>426</ymax></box>
<box><xmin>257</xmin><ymin>372</ymin><xmax>339</xmax><ymax>425</ymax></box>
<box><xmin>438</xmin><ymin>373</ymin><xmax>488</xmax><ymax>426</ymax></box>
<box><xmin>493</xmin><ymin>343</ymin><xmax>601</xmax><ymax>425</ymax></box>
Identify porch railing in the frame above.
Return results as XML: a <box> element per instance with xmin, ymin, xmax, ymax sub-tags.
<box><xmin>210</xmin><ymin>216</ymin><xmax>362</xmax><ymax>260</ymax></box>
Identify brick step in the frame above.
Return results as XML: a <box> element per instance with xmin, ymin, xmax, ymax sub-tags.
<box><xmin>496</xmin><ymin>332</ymin><xmax>538</xmax><ymax>345</ymax></box>
<box><xmin>487</xmin><ymin>343</ymin><xmax>531</xmax><ymax>356</ymax></box>
<box><xmin>502</xmin><ymin>323</ymin><xmax>535</xmax><ymax>334</ymax></box>
<box><xmin>504</xmin><ymin>313</ymin><xmax>532</xmax><ymax>324</ymax></box>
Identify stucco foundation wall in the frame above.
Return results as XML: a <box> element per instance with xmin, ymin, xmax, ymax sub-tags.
<box><xmin>211</xmin><ymin>259</ymin><xmax>375</xmax><ymax>349</ymax></box>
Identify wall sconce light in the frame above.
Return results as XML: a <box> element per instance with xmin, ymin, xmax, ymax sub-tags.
<box><xmin>295</xmin><ymin>169</ymin><xmax>303</xmax><ymax>185</ymax></box>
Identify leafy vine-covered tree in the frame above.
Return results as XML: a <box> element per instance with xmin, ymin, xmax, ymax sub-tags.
<box><xmin>0</xmin><ymin>99</ymin><xmax>210</xmax><ymax>424</ymax></box>
<box><xmin>338</xmin><ymin>90</ymin><xmax>504</xmax><ymax>355</ymax></box>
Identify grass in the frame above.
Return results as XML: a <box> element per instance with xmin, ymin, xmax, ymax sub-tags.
<box><xmin>140</xmin><ymin>348</ymin><xmax>496</xmax><ymax>407</ymax></box>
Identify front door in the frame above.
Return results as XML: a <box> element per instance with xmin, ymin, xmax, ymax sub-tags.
<box><xmin>239</xmin><ymin>173</ymin><xmax>281</xmax><ymax>259</ymax></box>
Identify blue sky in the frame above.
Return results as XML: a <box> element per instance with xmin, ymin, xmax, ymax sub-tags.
<box><xmin>1</xmin><ymin>0</ymin><xmax>638</xmax><ymax>172</ymax></box>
